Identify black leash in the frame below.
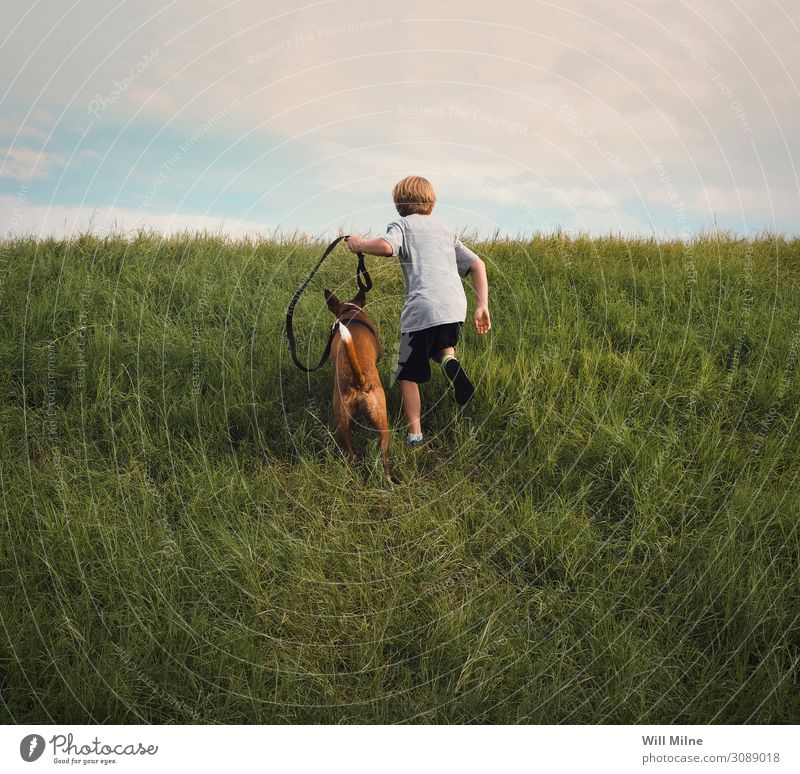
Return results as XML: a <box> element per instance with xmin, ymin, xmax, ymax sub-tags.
<box><xmin>285</xmin><ymin>235</ymin><xmax>372</xmax><ymax>373</ymax></box>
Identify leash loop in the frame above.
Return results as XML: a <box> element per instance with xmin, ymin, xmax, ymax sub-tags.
<box><xmin>285</xmin><ymin>235</ymin><xmax>372</xmax><ymax>373</ymax></box>
<box><xmin>356</xmin><ymin>249</ymin><xmax>372</xmax><ymax>293</ymax></box>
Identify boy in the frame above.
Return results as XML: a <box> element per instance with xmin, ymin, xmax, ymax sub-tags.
<box><xmin>346</xmin><ymin>175</ymin><xmax>491</xmax><ymax>446</ymax></box>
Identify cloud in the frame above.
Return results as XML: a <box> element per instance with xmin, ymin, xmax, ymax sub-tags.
<box><xmin>0</xmin><ymin>0</ymin><xmax>796</xmax><ymax>235</ymax></box>
<box><xmin>0</xmin><ymin>117</ymin><xmax>49</xmax><ymax>143</ymax></box>
<box><xmin>0</xmin><ymin>198</ymin><xmax>272</xmax><ymax>238</ymax></box>
<box><xmin>0</xmin><ymin>146</ymin><xmax>65</xmax><ymax>181</ymax></box>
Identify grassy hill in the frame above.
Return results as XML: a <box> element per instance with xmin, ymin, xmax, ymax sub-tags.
<box><xmin>1</xmin><ymin>232</ymin><xmax>798</xmax><ymax>723</ymax></box>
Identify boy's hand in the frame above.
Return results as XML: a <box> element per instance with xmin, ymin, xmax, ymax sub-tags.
<box><xmin>345</xmin><ymin>235</ymin><xmax>362</xmax><ymax>253</ymax></box>
<box><xmin>474</xmin><ymin>305</ymin><xmax>491</xmax><ymax>334</ymax></box>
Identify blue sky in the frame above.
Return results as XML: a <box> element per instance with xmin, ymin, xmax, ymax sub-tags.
<box><xmin>1</xmin><ymin>0</ymin><xmax>798</xmax><ymax>238</ymax></box>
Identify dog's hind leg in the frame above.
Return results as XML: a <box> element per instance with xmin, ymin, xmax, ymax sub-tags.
<box><xmin>363</xmin><ymin>390</ymin><xmax>392</xmax><ymax>484</ymax></box>
<box><xmin>378</xmin><ymin>422</ymin><xmax>391</xmax><ymax>485</ymax></box>
<box><xmin>333</xmin><ymin>392</ymin><xmax>357</xmax><ymax>462</ymax></box>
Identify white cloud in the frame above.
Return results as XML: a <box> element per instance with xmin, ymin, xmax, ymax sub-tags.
<box><xmin>0</xmin><ymin>0</ymin><xmax>796</xmax><ymax>234</ymax></box>
<box><xmin>0</xmin><ymin>146</ymin><xmax>65</xmax><ymax>181</ymax></box>
<box><xmin>0</xmin><ymin>198</ymin><xmax>272</xmax><ymax>238</ymax></box>
<box><xmin>0</xmin><ymin>117</ymin><xmax>49</xmax><ymax>143</ymax></box>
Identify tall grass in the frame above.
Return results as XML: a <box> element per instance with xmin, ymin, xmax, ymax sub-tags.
<box><xmin>1</xmin><ymin>231</ymin><xmax>798</xmax><ymax>723</ymax></box>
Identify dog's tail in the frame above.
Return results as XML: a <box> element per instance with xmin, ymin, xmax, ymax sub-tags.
<box><xmin>337</xmin><ymin>324</ymin><xmax>366</xmax><ymax>387</ymax></box>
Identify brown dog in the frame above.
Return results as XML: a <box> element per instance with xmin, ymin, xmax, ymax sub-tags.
<box><xmin>324</xmin><ymin>287</ymin><xmax>391</xmax><ymax>484</ymax></box>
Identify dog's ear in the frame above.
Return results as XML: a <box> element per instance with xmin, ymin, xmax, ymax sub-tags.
<box><xmin>324</xmin><ymin>289</ymin><xmax>340</xmax><ymax>313</ymax></box>
<box><xmin>353</xmin><ymin>288</ymin><xmax>366</xmax><ymax>308</ymax></box>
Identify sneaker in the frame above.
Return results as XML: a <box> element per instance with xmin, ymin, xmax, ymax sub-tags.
<box><xmin>441</xmin><ymin>356</ymin><xmax>475</xmax><ymax>406</ymax></box>
<box><xmin>406</xmin><ymin>432</ymin><xmax>425</xmax><ymax>448</ymax></box>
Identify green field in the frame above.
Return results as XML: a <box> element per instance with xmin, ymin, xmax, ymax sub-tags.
<box><xmin>1</xmin><ymin>232</ymin><xmax>798</xmax><ymax>723</ymax></box>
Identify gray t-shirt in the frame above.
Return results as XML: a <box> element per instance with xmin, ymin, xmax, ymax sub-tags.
<box><xmin>381</xmin><ymin>214</ymin><xmax>479</xmax><ymax>333</ymax></box>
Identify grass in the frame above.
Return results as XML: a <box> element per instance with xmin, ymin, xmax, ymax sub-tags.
<box><xmin>0</xmin><ymin>230</ymin><xmax>798</xmax><ymax>723</ymax></box>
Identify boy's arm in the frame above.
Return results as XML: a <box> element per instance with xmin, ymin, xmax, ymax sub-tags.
<box><xmin>345</xmin><ymin>235</ymin><xmax>393</xmax><ymax>257</ymax></box>
<box><xmin>469</xmin><ymin>258</ymin><xmax>491</xmax><ymax>334</ymax></box>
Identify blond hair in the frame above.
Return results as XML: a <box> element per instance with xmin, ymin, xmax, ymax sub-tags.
<box><xmin>392</xmin><ymin>176</ymin><xmax>436</xmax><ymax>216</ymax></box>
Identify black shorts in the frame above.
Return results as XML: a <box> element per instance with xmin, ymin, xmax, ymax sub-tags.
<box><xmin>392</xmin><ymin>322</ymin><xmax>462</xmax><ymax>384</ymax></box>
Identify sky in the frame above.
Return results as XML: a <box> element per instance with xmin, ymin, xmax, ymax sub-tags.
<box><xmin>1</xmin><ymin>0</ymin><xmax>798</xmax><ymax>239</ymax></box>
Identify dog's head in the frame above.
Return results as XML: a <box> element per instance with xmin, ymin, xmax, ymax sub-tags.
<box><xmin>324</xmin><ymin>288</ymin><xmax>366</xmax><ymax>317</ymax></box>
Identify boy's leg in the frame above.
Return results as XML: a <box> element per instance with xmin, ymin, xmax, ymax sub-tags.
<box><xmin>393</xmin><ymin>330</ymin><xmax>430</xmax><ymax>441</ymax></box>
<box><xmin>432</xmin><ymin>346</ymin><xmax>455</xmax><ymax>362</ymax></box>
<box><xmin>398</xmin><ymin>379</ymin><xmax>422</xmax><ymax>436</ymax></box>
<box><xmin>435</xmin><ymin>346</ymin><xmax>475</xmax><ymax>406</ymax></box>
